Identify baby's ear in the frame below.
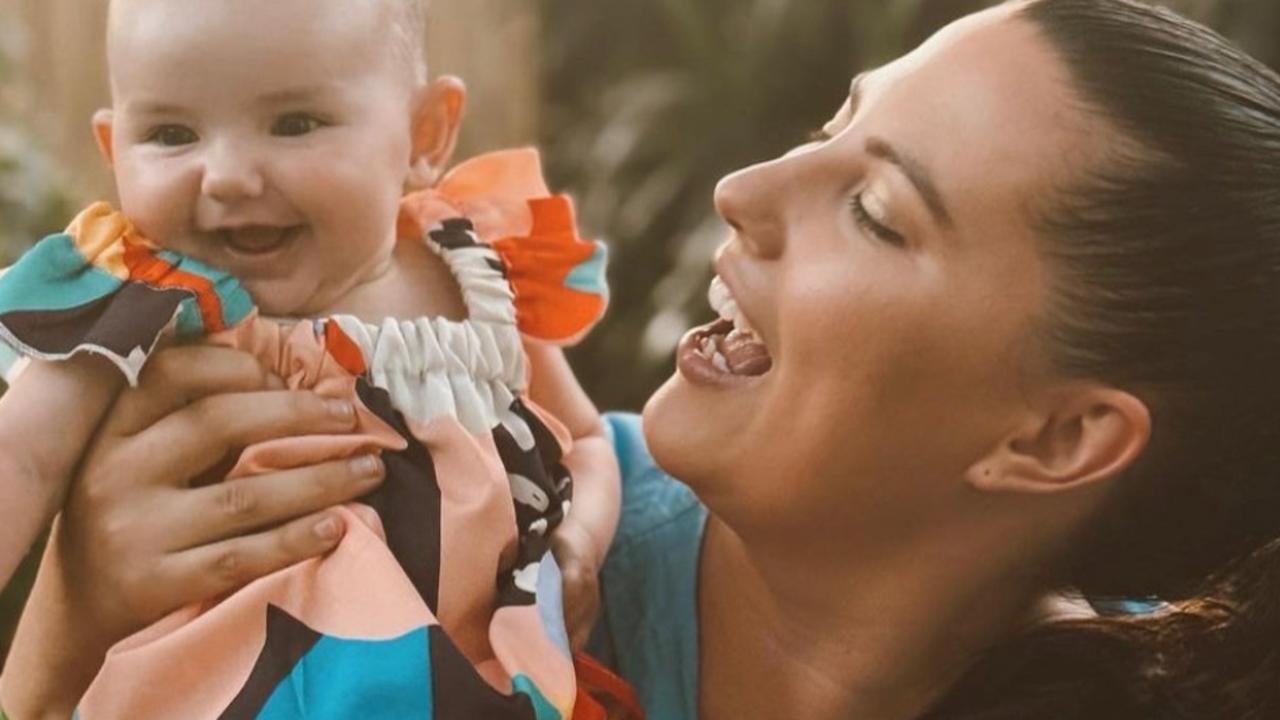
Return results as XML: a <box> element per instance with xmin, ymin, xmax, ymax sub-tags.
<box><xmin>92</xmin><ymin>109</ymin><xmax>116</xmax><ymax>167</ymax></box>
<box><xmin>407</xmin><ymin>76</ymin><xmax>466</xmax><ymax>189</ymax></box>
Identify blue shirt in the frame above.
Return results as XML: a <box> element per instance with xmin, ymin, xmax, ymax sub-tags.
<box><xmin>588</xmin><ymin>413</ymin><xmax>706</xmax><ymax>720</ymax></box>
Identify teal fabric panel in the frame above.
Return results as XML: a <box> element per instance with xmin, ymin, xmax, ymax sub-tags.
<box><xmin>563</xmin><ymin>242</ymin><xmax>609</xmax><ymax>297</ymax></box>
<box><xmin>257</xmin><ymin>627</ymin><xmax>432</xmax><ymax>720</ymax></box>
<box><xmin>0</xmin><ymin>234</ymin><xmax>122</xmax><ymax>313</ymax></box>
<box><xmin>510</xmin><ymin>675</ymin><xmax>560</xmax><ymax>720</ymax></box>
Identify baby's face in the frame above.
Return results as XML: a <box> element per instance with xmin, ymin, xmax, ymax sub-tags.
<box><xmin>101</xmin><ymin>0</ymin><xmax>422</xmax><ymax>316</ymax></box>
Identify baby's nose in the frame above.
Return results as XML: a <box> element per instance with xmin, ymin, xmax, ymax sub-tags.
<box><xmin>201</xmin><ymin>144</ymin><xmax>265</xmax><ymax>202</ymax></box>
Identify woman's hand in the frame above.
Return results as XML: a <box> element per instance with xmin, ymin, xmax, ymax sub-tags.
<box><xmin>0</xmin><ymin>345</ymin><xmax>385</xmax><ymax>719</ymax></box>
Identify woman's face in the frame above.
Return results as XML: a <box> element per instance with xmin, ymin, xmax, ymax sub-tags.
<box><xmin>644</xmin><ymin>6</ymin><xmax>1103</xmax><ymax>543</ymax></box>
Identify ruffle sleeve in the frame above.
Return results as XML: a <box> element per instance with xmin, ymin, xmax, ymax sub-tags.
<box><xmin>398</xmin><ymin>149</ymin><xmax>609</xmax><ymax>346</ymax></box>
<box><xmin>0</xmin><ymin>203</ymin><xmax>253</xmax><ymax>384</ymax></box>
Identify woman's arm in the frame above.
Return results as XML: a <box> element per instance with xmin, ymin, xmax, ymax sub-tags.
<box><xmin>0</xmin><ymin>345</ymin><xmax>385</xmax><ymax>719</ymax></box>
<box><xmin>524</xmin><ymin>341</ymin><xmax>621</xmax><ymax>649</ymax></box>
<box><xmin>0</xmin><ymin>357</ymin><xmax>123</xmax><ymax>592</ymax></box>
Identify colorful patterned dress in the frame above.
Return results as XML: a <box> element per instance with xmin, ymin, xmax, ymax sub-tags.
<box><xmin>0</xmin><ymin>149</ymin><xmax>609</xmax><ymax>720</ymax></box>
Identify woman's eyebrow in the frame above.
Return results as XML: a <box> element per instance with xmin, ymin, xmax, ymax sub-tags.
<box><xmin>866</xmin><ymin>136</ymin><xmax>955</xmax><ymax>229</ymax></box>
<box><xmin>847</xmin><ymin>70</ymin><xmax>955</xmax><ymax>230</ymax></box>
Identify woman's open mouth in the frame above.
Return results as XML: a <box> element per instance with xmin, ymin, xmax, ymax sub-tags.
<box><xmin>677</xmin><ymin>276</ymin><xmax>773</xmax><ymax>386</ymax></box>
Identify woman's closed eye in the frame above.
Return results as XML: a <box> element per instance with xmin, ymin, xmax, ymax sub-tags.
<box><xmin>803</xmin><ymin>127</ymin><xmax>907</xmax><ymax>246</ymax></box>
<box><xmin>145</xmin><ymin>124</ymin><xmax>199</xmax><ymax>147</ymax></box>
<box><xmin>851</xmin><ymin>192</ymin><xmax>906</xmax><ymax>247</ymax></box>
<box><xmin>271</xmin><ymin>112</ymin><xmax>328</xmax><ymax>138</ymax></box>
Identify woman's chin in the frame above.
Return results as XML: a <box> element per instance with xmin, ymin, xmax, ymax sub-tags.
<box><xmin>642</xmin><ymin>371</ymin><xmax>748</xmax><ymax>490</ymax></box>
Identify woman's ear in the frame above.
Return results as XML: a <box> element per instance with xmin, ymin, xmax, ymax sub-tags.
<box><xmin>92</xmin><ymin>109</ymin><xmax>115</xmax><ymax>167</ymax></box>
<box><xmin>407</xmin><ymin>75</ymin><xmax>466</xmax><ymax>189</ymax></box>
<box><xmin>967</xmin><ymin>384</ymin><xmax>1151</xmax><ymax>495</ymax></box>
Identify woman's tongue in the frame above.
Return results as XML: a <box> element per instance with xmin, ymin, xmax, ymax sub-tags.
<box><xmin>720</xmin><ymin>326</ymin><xmax>773</xmax><ymax>375</ymax></box>
<box><xmin>224</xmin><ymin>226</ymin><xmax>290</xmax><ymax>255</ymax></box>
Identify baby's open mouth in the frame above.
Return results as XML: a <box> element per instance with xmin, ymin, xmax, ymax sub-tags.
<box><xmin>220</xmin><ymin>225</ymin><xmax>301</xmax><ymax>256</ymax></box>
<box><xmin>694</xmin><ymin>276</ymin><xmax>772</xmax><ymax>377</ymax></box>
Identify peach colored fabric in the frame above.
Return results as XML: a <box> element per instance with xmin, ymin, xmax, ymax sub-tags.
<box><xmin>82</xmin><ymin>505</ymin><xmax>435</xmax><ymax>718</ymax></box>
<box><xmin>398</xmin><ymin>148</ymin><xmax>550</xmax><ymax>245</ymax></box>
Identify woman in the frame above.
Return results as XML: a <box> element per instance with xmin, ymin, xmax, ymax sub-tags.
<box><xmin>5</xmin><ymin>0</ymin><xmax>1280</xmax><ymax>717</ymax></box>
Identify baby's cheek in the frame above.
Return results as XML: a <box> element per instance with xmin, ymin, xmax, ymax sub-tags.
<box><xmin>116</xmin><ymin>166</ymin><xmax>195</xmax><ymax>243</ymax></box>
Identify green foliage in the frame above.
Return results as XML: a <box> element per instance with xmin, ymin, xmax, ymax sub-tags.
<box><xmin>0</xmin><ymin>25</ymin><xmax>73</xmax><ymax>266</ymax></box>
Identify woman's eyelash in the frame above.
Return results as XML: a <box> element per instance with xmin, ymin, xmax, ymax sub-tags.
<box><xmin>808</xmin><ymin>127</ymin><xmax>834</xmax><ymax>143</ymax></box>
<box><xmin>851</xmin><ymin>193</ymin><xmax>906</xmax><ymax>246</ymax></box>
<box><xmin>805</xmin><ymin>127</ymin><xmax>905</xmax><ymax>246</ymax></box>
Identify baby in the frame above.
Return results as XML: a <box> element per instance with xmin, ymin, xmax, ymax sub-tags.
<box><xmin>0</xmin><ymin>0</ymin><xmax>620</xmax><ymax>717</ymax></box>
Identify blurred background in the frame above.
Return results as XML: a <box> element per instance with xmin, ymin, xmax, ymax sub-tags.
<box><xmin>2</xmin><ymin>0</ymin><xmax>1278</xmax><ymax>666</ymax></box>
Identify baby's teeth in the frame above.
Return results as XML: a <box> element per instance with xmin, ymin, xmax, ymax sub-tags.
<box><xmin>712</xmin><ymin>351</ymin><xmax>730</xmax><ymax>373</ymax></box>
<box><xmin>701</xmin><ymin>336</ymin><xmax>716</xmax><ymax>357</ymax></box>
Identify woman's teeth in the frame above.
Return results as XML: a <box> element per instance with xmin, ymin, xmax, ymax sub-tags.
<box><xmin>699</xmin><ymin>334</ymin><xmax>732</xmax><ymax>372</ymax></box>
<box><xmin>708</xmin><ymin>276</ymin><xmax>755</xmax><ymax>334</ymax></box>
<box><xmin>699</xmin><ymin>277</ymin><xmax>774</xmax><ymax>376</ymax></box>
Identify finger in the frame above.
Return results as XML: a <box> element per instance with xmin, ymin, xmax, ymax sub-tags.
<box><xmin>155</xmin><ymin>511</ymin><xmax>348</xmax><ymax>607</ymax></box>
<box><xmin>168</xmin><ymin>455</ymin><xmax>385</xmax><ymax>550</ymax></box>
<box><xmin>128</xmin><ymin>390</ymin><xmax>359</xmax><ymax>485</ymax></box>
<box><xmin>106</xmin><ymin>346</ymin><xmax>274</xmax><ymax>438</ymax></box>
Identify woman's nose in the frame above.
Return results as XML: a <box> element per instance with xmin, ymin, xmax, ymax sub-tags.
<box><xmin>713</xmin><ymin>160</ymin><xmax>786</xmax><ymax>259</ymax></box>
<box><xmin>200</xmin><ymin>142</ymin><xmax>264</xmax><ymax>202</ymax></box>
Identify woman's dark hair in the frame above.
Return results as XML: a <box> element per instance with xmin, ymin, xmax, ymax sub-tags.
<box><xmin>924</xmin><ymin>0</ymin><xmax>1280</xmax><ymax>717</ymax></box>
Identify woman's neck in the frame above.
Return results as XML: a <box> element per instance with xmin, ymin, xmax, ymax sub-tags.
<box><xmin>696</xmin><ymin>514</ymin><xmax>1048</xmax><ymax>720</ymax></box>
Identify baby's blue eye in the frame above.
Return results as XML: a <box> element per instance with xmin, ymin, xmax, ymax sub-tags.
<box><xmin>146</xmin><ymin>125</ymin><xmax>198</xmax><ymax>147</ymax></box>
<box><xmin>272</xmin><ymin>113</ymin><xmax>325</xmax><ymax>137</ymax></box>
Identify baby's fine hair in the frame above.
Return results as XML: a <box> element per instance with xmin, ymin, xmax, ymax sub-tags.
<box><xmin>106</xmin><ymin>0</ymin><xmax>430</xmax><ymax>85</ymax></box>
<box><xmin>392</xmin><ymin>0</ymin><xmax>430</xmax><ymax>85</ymax></box>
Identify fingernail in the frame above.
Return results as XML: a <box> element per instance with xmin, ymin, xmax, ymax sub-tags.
<box><xmin>314</xmin><ymin>517</ymin><xmax>341</xmax><ymax>541</ymax></box>
<box><xmin>328</xmin><ymin>399</ymin><xmax>356</xmax><ymax>421</ymax></box>
<box><xmin>350</xmin><ymin>454</ymin><xmax>382</xmax><ymax>477</ymax></box>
